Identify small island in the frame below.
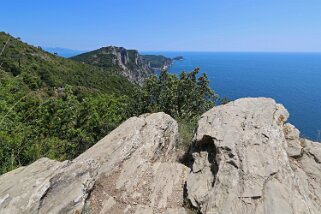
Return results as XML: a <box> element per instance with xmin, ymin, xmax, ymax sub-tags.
<box><xmin>172</xmin><ymin>56</ymin><xmax>184</xmax><ymax>61</ymax></box>
<box><xmin>141</xmin><ymin>55</ymin><xmax>184</xmax><ymax>71</ymax></box>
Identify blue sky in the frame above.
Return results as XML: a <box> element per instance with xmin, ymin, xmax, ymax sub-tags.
<box><xmin>1</xmin><ymin>0</ymin><xmax>321</xmax><ymax>52</ymax></box>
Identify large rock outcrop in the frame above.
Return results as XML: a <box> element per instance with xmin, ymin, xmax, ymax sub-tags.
<box><xmin>186</xmin><ymin>98</ymin><xmax>321</xmax><ymax>214</ymax></box>
<box><xmin>1</xmin><ymin>97</ymin><xmax>321</xmax><ymax>214</ymax></box>
<box><xmin>0</xmin><ymin>113</ymin><xmax>189</xmax><ymax>214</ymax></box>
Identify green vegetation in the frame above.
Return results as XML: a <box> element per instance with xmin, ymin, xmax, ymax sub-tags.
<box><xmin>71</xmin><ymin>47</ymin><xmax>144</xmax><ymax>70</ymax></box>
<box><xmin>0</xmin><ymin>79</ymin><xmax>129</xmax><ymax>173</ymax></box>
<box><xmin>72</xmin><ymin>48</ymin><xmax>173</xmax><ymax>71</ymax></box>
<box><xmin>0</xmin><ymin>32</ymin><xmax>134</xmax><ymax>174</ymax></box>
<box><xmin>0</xmin><ymin>32</ymin><xmax>221</xmax><ymax>175</ymax></box>
<box><xmin>131</xmin><ymin>68</ymin><xmax>217</xmax><ymax>119</ymax></box>
<box><xmin>71</xmin><ymin>47</ymin><xmax>159</xmax><ymax>79</ymax></box>
<box><xmin>70</xmin><ymin>47</ymin><xmax>117</xmax><ymax>69</ymax></box>
<box><xmin>0</xmin><ymin>32</ymin><xmax>133</xmax><ymax>95</ymax></box>
<box><xmin>141</xmin><ymin>55</ymin><xmax>172</xmax><ymax>69</ymax></box>
<box><xmin>131</xmin><ymin>68</ymin><xmax>218</xmax><ymax>151</ymax></box>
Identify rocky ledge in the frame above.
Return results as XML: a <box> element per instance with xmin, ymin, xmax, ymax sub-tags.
<box><xmin>0</xmin><ymin>98</ymin><xmax>321</xmax><ymax>214</ymax></box>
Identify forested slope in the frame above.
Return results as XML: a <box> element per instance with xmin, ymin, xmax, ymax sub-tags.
<box><xmin>0</xmin><ymin>32</ymin><xmax>134</xmax><ymax>173</ymax></box>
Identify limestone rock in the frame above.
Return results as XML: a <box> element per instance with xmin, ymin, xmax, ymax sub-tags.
<box><xmin>284</xmin><ymin>123</ymin><xmax>302</xmax><ymax>157</ymax></box>
<box><xmin>0</xmin><ymin>158</ymin><xmax>68</xmax><ymax>214</ymax></box>
<box><xmin>186</xmin><ymin>97</ymin><xmax>321</xmax><ymax>214</ymax></box>
<box><xmin>0</xmin><ymin>113</ymin><xmax>189</xmax><ymax>214</ymax></box>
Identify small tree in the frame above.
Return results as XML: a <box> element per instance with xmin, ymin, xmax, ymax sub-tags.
<box><xmin>132</xmin><ymin>68</ymin><xmax>218</xmax><ymax>120</ymax></box>
<box><xmin>130</xmin><ymin>68</ymin><xmax>219</xmax><ymax>152</ymax></box>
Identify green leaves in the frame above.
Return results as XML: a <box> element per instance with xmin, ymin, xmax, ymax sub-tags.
<box><xmin>0</xmin><ymin>80</ymin><xmax>130</xmax><ymax>174</ymax></box>
<box><xmin>0</xmin><ymin>32</ymin><xmax>135</xmax><ymax>174</ymax></box>
<box><xmin>130</xmin><ymin>68</ymin><xmax>219</xmax><ymax>153</ymax></box>
<box><xmin>132</xmin><ymin>68</ymin><xmax>218</xmax><ymax>120</ymax></box>
<box><xmin>0</xmin><ymin>32</ymin><xmax>223</xmax><ymax>175</ymax></box>
<box><xmin>0</xmin><ymin>32</ymin><xmax>135</xmax><ymax>96</ymax></box>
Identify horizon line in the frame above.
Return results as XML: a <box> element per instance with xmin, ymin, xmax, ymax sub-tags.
<box><xmin>45</xmin><ymin>47</ymin><xmax>321</xmax><ymax>55</ymax></box>
<box><xmin>140</xmin><ymin>50</ymin><xmax>321</xmax><ymax>53</ymax></box>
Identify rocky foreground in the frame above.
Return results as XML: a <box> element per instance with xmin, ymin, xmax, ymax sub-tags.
<box><xmin>1</xmin><ymin>98</ymin><xmax>321</xmax><ymax>214</ymax></box>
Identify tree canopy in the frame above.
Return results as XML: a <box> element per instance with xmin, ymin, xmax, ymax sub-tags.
<box><xmin>132</xmin><ymin>68</ymin><xmax>218</xmax><ymax>119</ymax></box>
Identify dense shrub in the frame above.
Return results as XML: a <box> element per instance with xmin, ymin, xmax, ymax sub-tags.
<box><xmin>131</xmin><ymin>68</ymin><xmax>218</xmax><ymax>119</ymax></box>
<box><xmin>0</xmin><ymin>32</ymin><xmax>137</xmax><ymax>173</ymax></box>
<box><xmin>131</xmin><ymin>68</ymin><xmax>219</xmax><ymax>152</ymax></box>
<box><xmin>0</xmin><ymin>76</ymin><xmax>130</xmax><ymax>173</ymax></box>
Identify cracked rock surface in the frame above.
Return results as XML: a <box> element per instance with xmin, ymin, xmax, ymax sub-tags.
<box><xmin>187</xmin><ymin>98</ymin><xmax>321</xmax><ymax>214</ymax></box>
<box><xmin>1</xmin><ymin>98</ymin><xmax>321</xmax><ymax>214</ymax></box>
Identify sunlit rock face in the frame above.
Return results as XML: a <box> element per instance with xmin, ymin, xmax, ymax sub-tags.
<box><xmin>187</xmin><ymin>98</ymin><xmax>321</xmax><ymax>214</ymax></box>
<box><xmin>0</xmin><ymin>113</ymin><xmax>189</xmax><ymax>214</ymax></box>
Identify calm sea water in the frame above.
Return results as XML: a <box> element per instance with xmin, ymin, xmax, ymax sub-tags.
<box><xmin>146</xmin><ymin>52</ymin><xmax>321</xmax><ymax>141</ymax></box>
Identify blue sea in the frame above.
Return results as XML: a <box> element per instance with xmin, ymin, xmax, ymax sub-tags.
<box><xmin>146</xmin><ymin>52</ymin><xmax>321</xmax><ymax>141</ymax></box>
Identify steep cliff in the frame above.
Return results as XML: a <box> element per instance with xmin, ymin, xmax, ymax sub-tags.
<box><xmin>71</xmin><ymin>47</ymin><xmax>155</xmax><ymax>85</ymax></box>
<box><xmin>1</xmin><ymin>98</ymin><xmax>321</xmax><ymax>214</ymax></box>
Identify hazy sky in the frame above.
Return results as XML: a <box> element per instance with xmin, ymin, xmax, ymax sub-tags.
<box><xmin>1</xmin><ymin>0</ymin><xmax>321</xmax><ymax>52</ymax></box>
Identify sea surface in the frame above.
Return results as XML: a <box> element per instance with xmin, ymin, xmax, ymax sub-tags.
<box><xmin>145</xmin><ymin>52</ymin><xmax>321</xmax><ymax>141</ymax></box>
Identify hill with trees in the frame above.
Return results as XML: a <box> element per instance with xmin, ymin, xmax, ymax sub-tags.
<box><xmin>0</xmin><ymin>32</ymin><xmax>135</xmax><ymax>173</ymax></box>
<box><xmin>0</xmin><ymin>32</ymin><xmax>219</xmax><ymax>175</ymax></box>
<box><xmin>71</xmin><ymin>46</ymin><xmax>154</xmax><ymax>84</ymax></box>
<box><xmin>141</xmin><ymin>54</ymin><xmax>173</xmax><ymax>71</ymax></box>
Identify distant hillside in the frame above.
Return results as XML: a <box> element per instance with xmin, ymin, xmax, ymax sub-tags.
<box><xmin>141</xmin><ymin>55</ymin><xmax>172</xmax><ymax>71</ymax></box>
<box><xmin>70</xmin><ymin>46</ymin><xmax>153</xmax><ymax>85</ymax></box>
<box><xmin>172</xmin><ymin>56</ymin><xmax>184</xmax><ymax>61</ymax></box>
<box><xmin>0</xmin><ymin>32</ymin><xmax>136</xmax><ymax>174</ymax></box>
<box><xmin>71</xmin><ymin>47</ymin><xmax>174</xmax><ymax>84</ymax></box>
<box><xmin>0</xmin><ymin>32</ymin><xmax>133</xmax><ymax>95</ymax></box>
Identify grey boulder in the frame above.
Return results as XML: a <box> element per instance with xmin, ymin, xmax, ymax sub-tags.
<box><xmin>186</xmin><ymin>97</ymin><xmax>321</xmax><ymax>214</ymax></box>
<box><xmin>0</xmin><ymin>113</ymin><xmax>189</xmax><ymax>214</ymax></box>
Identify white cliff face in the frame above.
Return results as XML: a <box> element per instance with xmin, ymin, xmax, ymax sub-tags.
<box><xmin>1</xmin><ymin>98</ymin><xmax>321</xmax><ymax>214</ymax></box>
<box><xmin>107</xmin><ymin>47</ymin><xmax>129</xmax><ymax>69</ymax></box>
<box><xmin>98</xmin><ymin>46</ymin><xmax>153</xmax><ymax>85</ymax></box>
<box><xmin>73</xmin><ymin>46</ymin><xmax>154</xmax><ymax>85</ymax></box>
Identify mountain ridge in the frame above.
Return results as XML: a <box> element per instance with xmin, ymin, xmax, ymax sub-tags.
<box><xmin>71</xmin><ymin>46</ymin><xmax>173</xmax><ymax>85</ymax></box>
<box><xmin>0</xmin><ymin>32</ymin><xmax>134</xmax><ymax>94</ymax></box>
